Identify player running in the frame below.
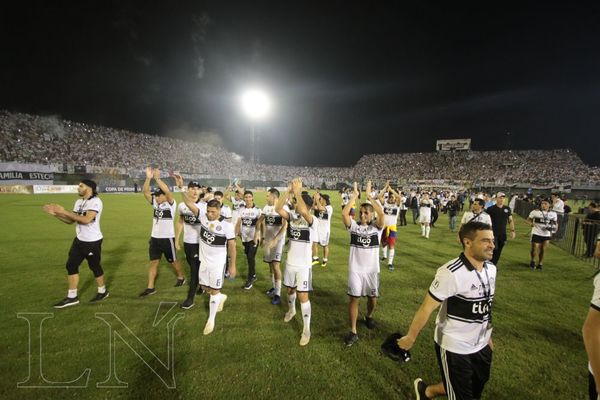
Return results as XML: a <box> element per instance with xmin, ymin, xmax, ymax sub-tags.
<box><xmin>276</xmin><ymin>178</ymin><xmax>317</xmax><ymax>346</ymax></box>
<box><xmin>258</xmin><ymin>188</ymin><xmax>288</xmax><ymax>305</ymax></box>
<box><xmin>342</xmin><ymin>181</ymin><xmax>385</xmax><ymax>347</ymax></box>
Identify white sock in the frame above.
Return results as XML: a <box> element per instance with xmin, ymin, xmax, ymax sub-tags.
<box><xmin>68</xmin><ymin>289</ymin><xmax>77</xmax><ymax>298</ymax></box>
<box><xmin>425</xmin><ymin>226</ymin><xmax>430</xmax><ymax>238</ymax></box>
<box><xmin>275</xmin><ymin>280</ymin><xmax>282</xmax><ymax>297</ymax></box>
<box><xmin>301</xmin><ymin>301</ymin><xmax>311</xmax><ymax>334</ymax></box>
<box><xmin>312</xmin><ymin>256</ymin><xmax>319</xmax><ymax>261</ymax></box>
<box><xmin>288</xmin><ymin>292</ymin><xmax>297</xmax><ymax>313</ymax></box>
<box><xmin>382</xmin><ymin>247</ymin><xmax>388</xmax><ymax>258</ymax></box>
<box><xmin>97</xmin><ymin>285</ymin><xmax>106</xmax><ymax>294</ymax></box>
<box><xmin>388</xmin><ymin>249</ymin><xmax>395</xmax><ymax>265</ymax></box>
<box><xmin>421</xmin><ymin>225</ymin><xmax>425</xmax><ymax>236</ymax></box>
<box><xmin>208</xmin><ymin>294</ymin><xmax>221</xmax><ymax>324</ymax></box>
<box><xmin>323</xmin><ymin>258</ymin><xmax>328</xmax><ymax>263</ymax></box>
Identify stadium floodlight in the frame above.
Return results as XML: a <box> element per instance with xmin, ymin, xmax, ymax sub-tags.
<box><xmin>240</xmin><ymin>88</ymin><xmax>272</xmax><ymax>121</ymax></box>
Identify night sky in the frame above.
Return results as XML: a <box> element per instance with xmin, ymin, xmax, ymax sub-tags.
<box><xmin>2</xmin><ymin>1</ymin><xmax>599</xmax><ymax>167</ymax></box>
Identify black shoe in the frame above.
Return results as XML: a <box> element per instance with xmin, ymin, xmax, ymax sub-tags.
<box><xmin>90</xmin><ymin>291</ymin><xmax>109</xmax><ymax>303</ymax></box>
<box><xmin>529</xmin><ymin>261</ymin><xmax>536</xmax><ymax>270</ymax></box>
<box><xmin>265</xmin><ymin>287</ymin><xmax>275</xmax><ymax>297</ymax></box>
<box><xmin>388</xmin><ymin>264</ymin><xmax>394</xmax><ymax>272</ymax></box>
<box><xmin>380</xmin><ymin>256</ymin><xmax>386</xmax><ymax>261</ymax></box>
<box><xmin>180</xmin><ymin>298</ymin><xmax>195</xmax><ymax>310</ymax></box>
<box><xmin>414</xmin><ymin>378</ymin><xmax>429</xmax><ymax>400</ymax></box>
<box><xmin>243</xmin><ymin>276</ymin><xmax>257</xmax><ymax>290</ymax></box>
<box><xmin>139</xmin><ymin>288</ymin><xmax>156</xmax><ymax>297</ymax></box>
<box><xmin>271</xmin><ymin>295</ymin><xmax>281</xmax><ymax>305</ymax></box>
<box><xmin>174</xmin><ymin>278</ymin><xmax>186</xmax><ymax>287</ymax></box>
<box><xmin>344</xmin><ymin>331</ymin><xmax>359</xmax><ymax>347</ymax></box>
<box><xmin>53</xmin><ymin>297</ymin><xmax>79</xmax><ymax>309</ymax></box>
<box><xmin>365</xmin><ymin>316</ymin><xmax>376</xmax><ymax>330</ymax></box>
<box><xmin>536</xmin><ymin>264</ymin><xmax>543</xmax><ymax>270</ymax></box>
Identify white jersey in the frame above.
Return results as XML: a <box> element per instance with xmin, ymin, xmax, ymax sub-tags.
<box><xmin>419</xmin><ymin>199</ymin><xmax>433</xmax><ymax>218</ymax></box>
<box><xmin>460</xmin><ymin>211</ymin><xmax>492</xmax><ymax>227</ymax></box>
<box><xmin>552</xmin><ymin>199</ymin><xmax>565</xmax><ymax>214</ymax></box>
<box><xmin>382</xmin><ymin>201</ymin><xmax>400</xmax><ymax>227</ymax></box>
<box><xmin>348</xmin><ymin>220</ymin><xmax>383</xmax><ymax>274</ymax></box>
<box><xmin>286</xmin><ymin>210</ymin><xmax>318</xmax><ymax>269</ymax></box>
<box><xmin>198</xmin><ymin>214</ymin><xmax>235</xmax><ymax>270</ymax></box>
<box><xmin>399</xmin><ymin>196</ymin><xmax>407</xmax><ymax>211</ymax></box>
<box><xmin>73</xmin><ymin>196</ymin><xmax>103</xmax><ymax>242</ymax></box>
<box><xmin>238</xmin><ymin>205</ymin><xmax>261</xmax><ymax>242</ymax></box>
<box><xmin>314</xmin><ymin>205</ymin><xmax>333</xmax><ymax>231</ymax></box>
<box><xmin>528</xmin><ymin>209</ymin><xmax>558</xmax><ymax>237</ymax></box>
<box><xmin>151</xmin><ymin>197</ymin><xmax>176</xmax><ymax>239</ymax></box>
<box><xmin>429</xmin><ymin>254</ymin><xmax>496</xmax><ymax>354</ymax></box>
<box><xmin>262</xmin><ymin>204</ymin><xmax>285</xmax><ymax>241</ymax></box>
<box><xmin>220</xmin><ymin>204</ymin><xmax>232</xmax><ymax>221</ymax></box>
<box><xmin>341</xmin><ymin>193</ymin><xmax>350</xmax><ymax>206</ymax></box>
<box><xmin>178</xmin><ymin>201</ymin><xmax>203</xmax><ymax>244</ymax></box>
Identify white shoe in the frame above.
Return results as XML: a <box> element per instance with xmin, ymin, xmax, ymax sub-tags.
<box><xmin>299</xmin><ymin>332</ymin><xmax>311</xmax><ymax>346</ymax></box>
<box><xmin>203</xmin><ymin>321</ymin><xmax>215</xmax><ymax>335</ymax></box>
<box><xmin>217</xmin><ymin>294</ymin><xmax>227</xmax><ymax>312</ymax></box>
<box><xmin>284</xmin><ymin>310</ymin><xmax>296</xmax><ymax>322</ymax></box>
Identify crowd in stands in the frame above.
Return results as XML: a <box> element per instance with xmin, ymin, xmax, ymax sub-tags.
<box><xmin>1</xmin><ymin>110</ymin><xmax>599</xmax><ymax>185</ymax></box>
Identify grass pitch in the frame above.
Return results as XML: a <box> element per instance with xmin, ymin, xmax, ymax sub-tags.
<box><xmin>0</xmin><ymin>192</ymin><xmax>595</xmax><ymax>399</ymax></box>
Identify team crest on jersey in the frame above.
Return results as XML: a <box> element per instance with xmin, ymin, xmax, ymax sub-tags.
<box><xmin>216</xmin><ymin>225</ymin><xmax>222</xmax><ymax>231</ymax></box>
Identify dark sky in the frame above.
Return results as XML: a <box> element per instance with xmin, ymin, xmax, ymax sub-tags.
<box><xmin>2</xmin><ymin>1</ymin><xmax>600</xmax><ymax>166</ymax></box>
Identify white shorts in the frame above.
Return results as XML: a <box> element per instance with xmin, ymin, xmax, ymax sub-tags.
<box><xmin>263</xmin><ymin>237</ymin><xmax>285</xmax><ymax>263</ymax></box>
<box><xmin>419</xmin><ymin>211</ymin><xmax>431</xmax><ymax>224</ymax></box>
<box><xmin>315</xmin><ymin>228</ymin><xmax>330</xmax><ymax>247</ymax></box>
<box><xmin>283</xmin><ymin>264</ymin><xmax>313</xmax><ymax>292</ymax></box>
<box><xmin>198</xmin><ymin>264</ymin><xmax>225</xmax><ymax>290</ymax></box>
<box><xmin>347</xmin><ymin>271</ymin><xmax>379</xmax><ymax>297</ymax></box>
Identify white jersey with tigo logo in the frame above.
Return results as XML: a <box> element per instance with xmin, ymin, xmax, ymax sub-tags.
<box><xmin>460</xmin><ymin>211</ymin><xmax>493</xmax><ymax>227</ymax></box>
<box><xmin>429</xmin><ymin>254</ymin><xmax>496</xmax><ymax>355</ymax></box>
<box><xmin>528</xmin><ymin>209</ymin><xmax>558</xmax><ymax>237</ymax></box>
<box><xmin>314</xmin><ymin>205</ymin><xmax>333</xmax><ymax>230</ymax></box>
<box><xmin>382</xmin><ymin>201</ymin><xmax>400</xmax><ymax>227</ymax></box>
<box><xmin>198</xmin><ymin>214</ymin><xmax>235</xmax><ymax>270</ymax></box>
<box><xmin>399</xmin><ymin>196</ymin><xmax>407</xmax><ymax>211</ymax></box>
<box><xmin>262</xmin><ymin>205</ymin><xmax>285</xmax><ymax>241</ymax></box>
<box><xmin>151</xmin><ymin>197</ymin><xmax>176</xmax><ymax>239</ymax></box>
<box><xmin>178</xmin><ymin>201</ymin><xmax>202</xmax><ymax>244</ymax></box>
<box><xmin>239</xmin><ymin>205</ymin><xmax>261</xmax><ymax>242</ymax></box>
<box><xmin>348</xmin><ymin>220</ymin><xmax>383</xmax><ymax>274</ymax></box>
<box><xmin>230</xmin><ymin>196</ymin><xmax>245</xmax><ymax>224</ymax></box>
<box><xmin>286</xmin><ymin>210</ymin><xmax>317</xmax><ymax>269</ymax></box>
<box><xmin>73</xmin><ymin>196</ymin><xmax>103</xmax><ymax>242</ymax></box>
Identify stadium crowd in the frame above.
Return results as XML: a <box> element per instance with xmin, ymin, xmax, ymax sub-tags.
<box><xmin>2</xmin><ymin>110</ymin><xmax>599</xmax><ymax>185</ymax></box>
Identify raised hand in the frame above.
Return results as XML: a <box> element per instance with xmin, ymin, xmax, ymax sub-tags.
<box><xmin>173</xmin><ymin>173</ymin><xmax>184</xmax><ymax>188</ymax></box>
<box><xmin>153</xmin><ymin>168</ymin><xmax>161</xmax><ymax>180</ymax></box>
<box><xmin>145</xmin><ymin>166</ymin><xmax>153</xmax><ymax>179</ymax></box>
<box><xmin>291</xmin><ymin>178</ymin><xmax>303</xmax><ymax>194</ymax></box>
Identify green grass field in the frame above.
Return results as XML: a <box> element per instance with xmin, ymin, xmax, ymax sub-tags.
<box><xmin>0</xmin><ymin>191</ymin><xmax>595</xmax><ymax>400</ymax></box>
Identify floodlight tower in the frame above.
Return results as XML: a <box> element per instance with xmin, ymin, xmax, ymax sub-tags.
<box><xmin>240</xmin><ymin>88</ymin><xmax>271</xmax><ymax>164</ymax></box>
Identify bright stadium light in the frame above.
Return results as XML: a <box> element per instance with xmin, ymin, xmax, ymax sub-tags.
<box><xmin>240</xmin><ymin>88</ymin><xmax>272</xmax><ymax>121</ymax></box>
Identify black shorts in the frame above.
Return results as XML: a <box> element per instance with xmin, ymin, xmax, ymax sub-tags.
<box><xmin>149</xmin><ymin>237</ymin><xmax>177</xmax><ymax>262</ymax></box>
<box><xmin>66</xmin><ymin>238</ymin><xmax>103</xmax><ymax>277</ymax></box>
<box><xmin>435</xmin><ymin>342</ymin><xmax>492</xmax><ymax>400</ymax></box>
<box><xmin>531</xmin><ymin>234</ymin><xmax>551</xmax><ymax>243</ymax></box>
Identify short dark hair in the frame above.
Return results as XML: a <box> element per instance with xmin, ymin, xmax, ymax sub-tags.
<box><xmin>474</xmin><ymin>198</ymin><xmax>485</xmax><ymax>207</ymax></box>
<box><xmin>244</xmin><ymin>190</ymin><xmax>253</xmax><ymax>196</ymax></box>
<box><xmin>301</xmin><ymin>193</ymin><xmax>313</xmax><ymax>207</ymax></box>
<box><xmin>359</xmin><ymin>203</ymin><xmax>374</xmax><ymax>214</ymax></box>
<box><xmin>321</xmin><ymin>194</ymin><xmax>330</xmax><ymax>205</ymax></box>
<box><xmin>459</xmin><ymin>222</ymin><xmax>492</xmax><ymax>248</ymax></box>
<box><xmin>268</xmin><ymin>188</ymin><xmax>280</xmax><ymax>197</ymax></box>
<box><xmin>206</xmin><ymin>199</ymin><xmax>221</xmax><ymax>209</ymax></box>
<box><xmin>213</xmin><ymin>190</ymin><xmax>224</xmax><ymax>197</ymax></box>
